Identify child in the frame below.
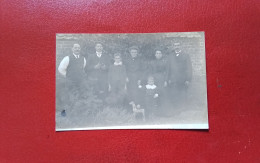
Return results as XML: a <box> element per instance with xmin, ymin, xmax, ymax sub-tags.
<box><xmin>106</xmin><ymin>53</ymin><xmax>128</xmax><ymax>106</ymax></box>
<box><xmin>144</xmin><ymin>76</ymin><xmax>159</xmax><ymax>119</ymax></box>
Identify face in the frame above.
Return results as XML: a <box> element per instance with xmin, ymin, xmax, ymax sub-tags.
<box><xmin>114</xmin><ymin>56</ymin><xmax>121</xmax><ymax>63</ymax></box>
<box><xmin>155</xmin><ymin>50</ymin><xmax>162</xmax><ymax>59</ymax></box>
<box><xmin>147</xmin><ymin>78</ymin><xmax>154</xmax><ymax>85</ymax></box>
<box><xmin>95</xmin><ymin>43</ymin><xmax>103</xmax><ymax>52</ymax></box>
<box><xmin>72</xmin><ymin>44</ymin><xmax>81</xmax><ymax>55</ymax></box>
<box><xmin>130</xmin><ymin>49</ymin><xmax>138</xmax><ymax>58</ymax></box>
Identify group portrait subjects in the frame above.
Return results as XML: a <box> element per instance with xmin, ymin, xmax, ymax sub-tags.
<box><xmin>56</xmin><ymin>32</ymin><xmax>208</xmax><ymax>131</ymax></box>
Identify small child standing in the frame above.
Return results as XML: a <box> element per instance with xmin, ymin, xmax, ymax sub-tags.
<box><xmin>144</xmin><ymin>76</ymin><xmax>159</xmax><ymax>119</ymax></box>
<box><xmin>106</xmin><ymin>53</ymin><xmax>128</xmax><ymax>107</ymax></box>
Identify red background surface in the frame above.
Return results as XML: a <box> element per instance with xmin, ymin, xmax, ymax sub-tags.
<box><xmin>1</xmin><ymin>0</ymin><xmax>260</xmax><ymax>162</ymax></box>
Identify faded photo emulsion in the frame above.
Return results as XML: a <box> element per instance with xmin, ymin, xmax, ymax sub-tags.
<box><xmin>55</xmin><ymin>32</ymin><xmax>208</xmax><ymax>131</ymax></box>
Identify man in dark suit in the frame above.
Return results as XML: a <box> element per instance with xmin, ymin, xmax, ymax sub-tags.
<box><xmin>167</xmin><ymin>42</ymin><xmax>192</xmax><ymax>108</ymax></box>
<box><xmin>85</xmin><ymin>43</ymin><xmax>111</xmax><ymax>99</ymax></box>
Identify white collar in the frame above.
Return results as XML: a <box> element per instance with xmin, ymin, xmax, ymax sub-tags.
<box><xmin>175</xmin><ymin>50</ymin><xmax>182</xmax><ymax>57</ymax></box>
<box><xmin>96</xmin><ymin>51</ymin><xmax>102</xmax><ymax>58</ymax></box>
<box><xmin>146</xmin><ymin>84</ymin><xmax>157</xmax><ymax>89</ymax></box>
<box><xmin>114</xmin><ymin>62</ymin><xmax>122</xmax><ymax>66</ymax></box>
<box><xmin>73</xmin><ymin>53</ymin><xmax>80</xmax><ymax>58</ymax></box>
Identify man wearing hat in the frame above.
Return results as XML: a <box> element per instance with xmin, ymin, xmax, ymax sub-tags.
<box><xmin>167</xmin><ymin>42</ymin><xmax>192</xmax><ymax>109</ymax></box>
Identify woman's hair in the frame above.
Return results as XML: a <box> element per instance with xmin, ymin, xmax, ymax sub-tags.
<box><xmin>154</xmin><ymin>46</ymin><xmax>164</xmax><ymax>53</ymax></box>
<box><xmin>147</xmin><ymin>76</ymin><xmax>154</xmax><ymax>81</ymax></box>
<box><xmin>114</xmin><ymin>53</ymin><xmax>121</xmax><ymax>58</ymax></box>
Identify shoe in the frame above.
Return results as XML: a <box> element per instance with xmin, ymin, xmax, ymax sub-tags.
<box><xmin>61</xmin><ymin>110</ymin><xmax>66</xmax><ymax>117</ymax></box>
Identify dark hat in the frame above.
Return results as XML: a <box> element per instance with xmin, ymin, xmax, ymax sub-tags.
<box><xmin>129</xmin><ymin>46</ymin><xmax>139</xmax><ymax>51</ymax></box>
<box><xmin>95</xmin><ymin>41</ymin><xmax>103</xmax><ymax>45</ymax></box>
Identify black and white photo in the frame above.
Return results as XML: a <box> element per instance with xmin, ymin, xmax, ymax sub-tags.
<box><xmin>56</xmin><ymin>32</ymin><xmax>208</xmax><ymax>131</ymax></box>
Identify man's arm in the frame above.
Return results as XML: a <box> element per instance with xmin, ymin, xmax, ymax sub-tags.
<box><xmin>58</xmin><ymin>56</ymin><xmax>69</xmax><ymax>77</ymax></box>
<box><xmin>83</xmin><ymin>57</ymin><xmax>86</xmax><ymax>68</ymax></box>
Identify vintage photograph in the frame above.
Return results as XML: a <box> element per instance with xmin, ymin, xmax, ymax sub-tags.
<box><xmin>56</xmin><ymin>32</ymin><xmax>208</xmax><ymax>131</ymax></box>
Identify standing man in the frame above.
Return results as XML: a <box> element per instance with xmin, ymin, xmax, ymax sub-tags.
<box><xmin>58</xmin><ymin>43</ymin><xmax>87</xmax><ymax>116</ymax></box>
<box><xmin>85</xmin><ymin>43</ymin><xmax>111</xmax><ymax>99</ymax></box>
<box><xmin>167</xmin><ymin>42</ymin><xmax>192</xmax><ymax>108</ymax></box>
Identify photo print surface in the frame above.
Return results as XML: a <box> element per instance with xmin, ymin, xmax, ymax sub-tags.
<box><xmin>56</xmin><ymin>32</ymin><xmax>208</xmax><ymax>131</ymax></box>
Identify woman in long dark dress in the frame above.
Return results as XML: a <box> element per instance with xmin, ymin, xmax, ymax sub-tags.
<box><xmin>149</xmin><ymin>49</ymin><xmax>169</xmax><ymax>116</ymax></box>
<box><xmin>124</xmin><ymin>46</ymin><xmax>144</xmax><ymax>106</ymax></box>
<box><xmin>150</xmin><ymin>49</ymin><xmax>168</xmax><ymax>92</ymax></box>
<box><xmin>106</xmin><ymin>53</ymin><xmax>128</xmax><ymax>107</ymax></box>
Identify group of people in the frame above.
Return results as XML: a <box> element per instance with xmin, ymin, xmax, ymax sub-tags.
<box><xmin>58</xmin><ymin>42</ymin><xmax>192</xmax><ymax>120</ymax></box>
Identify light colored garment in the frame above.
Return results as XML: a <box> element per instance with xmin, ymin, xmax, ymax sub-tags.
<box><xmin>58</xmin><ymin>54</ymin><xmax>86</xmax><ymax>77</ymax></box>
<box><xmin>145</xmin><ymin>84</ymin><xmax>157</xmax><ymax>89</ymax></box>
<box><xmin>96</xmin><ymin>52</ymin><xmax>102</xmax><ymax>58</ymax></box>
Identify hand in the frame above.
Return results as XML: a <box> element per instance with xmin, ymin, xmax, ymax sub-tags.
<box><xmin>154</xmin><ymin>94</ymin><xmax>159</xmax><ymax>98</ymax></box>
<box><xmin>108</xmin><ymin>84</ymin><xmax>111</xmax><ymax>92</ymax></box>
<box><xmin>164</xmin><ymin>81</ymin><xmax>167</xmax><ymax>87</ymax></box>
<box><xmin>126</xmin><ymin>78</ymin><xmax>129</xmax><ymax>83</ymax></box>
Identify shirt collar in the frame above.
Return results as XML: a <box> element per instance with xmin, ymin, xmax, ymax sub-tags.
<box><xmin>175</xmin><ymin>50</ymin><xmax>182</xmax><ymax>57</ymax></box>
<box><xmin>114</xmin><ymin>62</ymin><xmax>122</xmax><ymax>66</ymax></box>
<box><xmin>73</xmin><ymin>53</ymin><xmax>80</xmax><ymax>58</ymax></box>
<box><xmin>146</xmin><ymin>84</ymin><xmax>157</xmax><ymax>89</ymax></box>
<box><xmin>96</xmin><ymin>51</ymin><xmax>102</xmax><ymax>58</ymax></box>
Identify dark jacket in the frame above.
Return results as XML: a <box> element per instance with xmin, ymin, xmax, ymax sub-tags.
<box><xmin>108</xmin><ymin>64</ymin><xmax>127</xmax><ymax>92</ymax></box>
<box><xmin>149</xmin><ymin>58</ymin><xmax>169</xmax><ymax>89</ymax></box>
<box><xmin>168</xmin><ymin>52</ymin><xmax>192</xmax><ymax>84</ymax></box>
<box><xmin>85</xmin><ymin>52</ymin><xmax>112</xmax><ymax>80</ymax></box>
